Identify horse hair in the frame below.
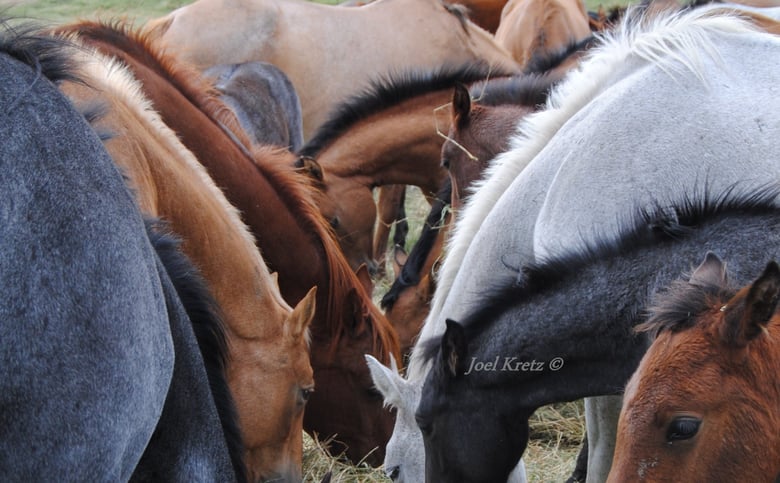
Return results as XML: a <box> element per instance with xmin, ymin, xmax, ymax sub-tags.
<box><xmin>467</xmin><ymin>72</ymin><xmax>558</xmax><ymax>108</ymax></box>
<box><xmin>0</xmin><ymin>19</ymin><xmax>82</xmax><ymax>85</ymax></box>
<box><xmin>145</xmin><ymin>219</ymin><xmax>247</xmax><ymax>483</ymax></box>
<box><xmin>419</xmin><ymin>182</ymin><xmax>780</xmax><ymax>364</ymax></box>
<box><xmin>298</xmin><ymin>62</ymin><xmax>517</xmax><ymax>159</ymax></box>
<box><xmin>381</xmin><ymin>177</ymin><xmax>452</xmax><ymax>310</ymax></box>
<box><xmin>523</xmin><ymin>35</ymin><xmax>599</xmax><ymax>76</ymax></box>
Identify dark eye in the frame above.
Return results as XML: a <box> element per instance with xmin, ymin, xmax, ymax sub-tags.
<box><xmin>329</xmin><ymin>216</ymin><xmax>340</xmax><ymax>229</ymax></box>
<box><xmin>415</xmin><ymin>414</ymin><xmax>432</xmax><ymax>436</ymax></box>
<box><xmin>300</xmin><ymin>387</ymin><xmax>314</xmax><ymax>405</ymax></box>
<box><xmin>666</xmin><ymin>416</ymin><xmax>701</xmax><ymax>442</ymax></box>
<box><xmin>441</xmin><ymin>157</ymin><xmax>450</xmax><ymax>170</ymax></box>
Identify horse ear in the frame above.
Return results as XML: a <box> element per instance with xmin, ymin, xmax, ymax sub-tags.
<box><xmin>441</xmin><ymin>319</ymin><xmax>467</xmax><ymax>378</ymax></box>
<box><xmin>295</xmin><ymin>155</ymin><xmax>324</xmax><ymax>181</ymax></box>
<box><xmin>289</xmin><ymin>286</ymin><xmax>317</xmax><ymax>341</ymax></box>
<box><xmin>392</xmin><ymin>244</ymin><xmax>408</xmax><ymax>278</ymax></box>
<box><xmin>365</xmin><ymin>354</ymin><xmax>407</xmax><ymax>409</ymax></box>
<box><xmin>689</xmin><ymin>252</ymin><xmax>727</xmax><ymax>288</ymax></box>
<box><xmin>452</xmin><ymin>83</ymin><xmax>472</xmax><ymax>128</ymax></box>
<box><xmin>723</xmin><ymin>261</ymin><xmax>780</xmax><ymax>347</ymax></box>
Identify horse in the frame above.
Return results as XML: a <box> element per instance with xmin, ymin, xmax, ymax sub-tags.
<box><xmin>0</xmin><ymin>24</ymin><xmax>241</xmax><ymax>481</ymax></box>
<box><xmin>367</xmin><ymin>6</ymin><xmax>780</xmax><ymax>482</ymax></box>
<box><xmin>296</xmin><ymin>63</ymin><xmax>515</xmax><ymax>276</ymax></box>
<box><xmin>380</xmin><ymin>74</ymin><xmax>556</xmax><ymax>356</ymax></box>
<box><xmin>143</xmin><ymin>0</ymin><xmax>522</xmax><ymax>139</ymax></box>
<box><xmin>55</xmin><ymin>20</ymin><xmax>402</xmax><ymax>466</ymax></box>
<box><xmin>203</xmin><ymin>61</ymin><xmax>304</xmax><ymax>151</ymax></box>
<box><xmin>55</xmin><ymin>41</ymin><xmax>316</xmax><ymax>481</ymax></box>
<box><xmin>494</xmin><ymin>0</ymin><xmax>593</xmax><ymax>68</ymax></box>
<box><xmin>608</xmin><ymin>253</ymin><xmax>780</xmax><ymax>482</ymax></box>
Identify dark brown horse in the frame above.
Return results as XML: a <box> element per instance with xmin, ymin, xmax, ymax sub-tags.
<box><xmin>56</xmin><ymin>20</ymin><xmax>401</xmax><ymax>466</ymax></box>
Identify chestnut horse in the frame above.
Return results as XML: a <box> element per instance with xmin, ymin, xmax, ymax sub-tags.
<box><xmin>494</xmin><ymin>0</ymin><xmax>592</xmax><ymax>67</ymax></box>
<box><xmin>56</xmin><ymin>43</ymin><xmax>316</xmax><ymax>482</ymax></box>
<box><xmin>144</xmin><ymin>0</ymin><xmax>521</xmax><ymax>139</ymax></box>
<box><xmin>296</xmin><ymin>63</ymin><xmax>515</xmax><ymax>276</ymax></box>
<box><xmin>610</xmin><ymin>253</ymin><xmax>780</xmax><ymax>482</ymax></box>
<box><xmin>56</xmin><ymin>20</ymin><xmax>401</xmax><ymax>466</ymax></box>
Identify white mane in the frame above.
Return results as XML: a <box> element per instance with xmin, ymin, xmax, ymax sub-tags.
<box><xmin>408</xmin><ymin>5</ymin><xmax>760</xmax><ymax>380</ymax></box>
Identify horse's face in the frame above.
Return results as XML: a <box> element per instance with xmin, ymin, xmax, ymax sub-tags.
<box><xmin>386</xmin><ymin>274</ymin><xmax>434</xmax><ymax>356</ymax></box>
<box><xmin>366</xmin><ymin>355</ymin><xmax>425</xmax><ymax>482</ymax></box>
<box><xmin>415</xmin><ymin>320</ymin><xmax>529</xmax><ymax>483</ymax></box>
<box><xmin>229</xmin><ymin>287</ymin><xmax>317</xmax><ymax>482</ymax></box>
<box><xmin>610</xmin><ymin>258</ymin><xmax>780</xmax><ymax>482</ymax></box>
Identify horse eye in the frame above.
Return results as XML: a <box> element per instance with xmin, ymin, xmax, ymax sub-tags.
<box><xmin>300</xmin><ymin>387</ymin><xmax>314</xmax><ymax>405</ymax></box>
<box><xmin>329</xmin><ymin>216</ymin><xmax>340</xmax><ymax>229</ymax></box>
<box><xmin>415</xmin><ymin>414</ymin><xmax>432</xmax><ymax>436</ymax></box>
<box><xmin>441</xmin><ymin>157</ymin><xmax>451</xmax><ymax>170</ymax></box>
<box><xmin>666</xmin><ymin>416</ymin><xmax>701</xmax><ymax>442</ymax></box>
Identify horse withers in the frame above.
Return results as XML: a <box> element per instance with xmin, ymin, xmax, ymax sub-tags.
<box><xmin>609</xmin><ymin>253</ymin><xmax>780</xmax><ymax>482</ymax></box>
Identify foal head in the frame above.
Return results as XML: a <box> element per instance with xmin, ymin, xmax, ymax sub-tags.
<box><xmin>610</xmin><ymin>253</ymin><xmax>780</xmax><ymax>482</ymax></box>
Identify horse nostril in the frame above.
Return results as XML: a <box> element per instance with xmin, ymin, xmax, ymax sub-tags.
<box><xmin>386</xmin><ymin>466</ymin><xmax>400</xmax><ymax>480</ymax></box>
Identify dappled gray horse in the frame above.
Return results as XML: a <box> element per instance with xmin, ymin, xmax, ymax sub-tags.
<box><xmin>369</xmin><ymin>6</ymin><xmax>780</xmax><ymax>482</ymax></box>
<box><xmin>0</xmin><ymin>25</ymin><xmax>242</xmax><ymax>481</ymax></box>
<box><xmin>205</xmin><ymin>61</ymin><xmax>304</xmax><ymax>150</ymax></box>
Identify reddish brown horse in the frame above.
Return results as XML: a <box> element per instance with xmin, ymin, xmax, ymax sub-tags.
<box><xmin>610</xmin><ymin>254</ymin><xmax>780</xmax><ymax>482</ymax></box>
<box><xmin>57</xmin><ymin>43</ymin><xmax>317</xmax><ymax>481</ymax></box>
<box><xmin>56</xmin><ymin>20</ymin><xmax>401</xmax><ymax>466</ymax></box>
<box><xmin>296</xmin><ymin>63</ymin><xmax>515</xmax><ymax>277</ymax></box>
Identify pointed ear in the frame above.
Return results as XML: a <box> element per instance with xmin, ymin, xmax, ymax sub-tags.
<box><xmin>355</xmin><ymin>263</ymin><xmax>374</xmax><ymax>297</ymax></box>
<box><xmin>723</xmin><ymin>261</ymin><xmax>780</xmax><ymax>346</ymax></box>
<box><xmin>690</xmin><ymin>252</ymin><xmax>727</xmax><ymax>288</ymax></box>
<box><xmin>294</xmin><ymin>155</ymin><xmax>323</xmax><ymax>181</ymax></box>
<box><xmin>452</xmin><ymin>83</ymin><xmax>472</xmax><ymax>129</ymax></box>
<box><xmin>289</xmin><ymin>286</ymin><xmax>317</xmax><ymax>341</ymax></box>
<box><xmin>392</xmin><ymin>244</ymin><xmax>408</xmax><ymax>278</ymax></box>
<box><xmin>365</xmin><ymin>354</ymin><xmax>406</xmax><ymax>408</ymax></box>
<box><xmin>441</xmin><ymin>319</ymin><xmax>467</xmax><ymax>378</ymax></box>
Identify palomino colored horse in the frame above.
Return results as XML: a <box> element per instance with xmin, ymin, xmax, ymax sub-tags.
<box><xmin>57</xmin><ymin>20</ymin><xmax>401</xmax><ymax>466</ymax></box>
<box><xmin>204</xmin><ymin>61</ymin><xmax>304</xmax><ymax>151</ymax></box>
<box><xmin>609</xmin><ymin>253</ymin><xmax>780</xmax><ymax>482</ymax></box>
<box><xmin>296</xmin><ymin>63</ymin><xmax>515</xmax><ymax>276</ymax></box>
<box><xmin>494</xmin><ymin>0</ymin><xmax>592</xmax><ymax>67</ymax></box>
<box><xmin>56</xmin><ymin>42</ymin><xmax>316</xmax><ymax>481</ymax></box>
<box><xmin>0</xmin><ymin>24</ymin><xmax>240</xmax><ymax>481</ymax></box>
<box><xmin>144</xmin><ymin>0</ymin><xmax>521</xmax><ymax>139</ymax></box>
<box><xmin>369</xmin><ymin>7</ymin><xmax>780</xmax><ymax>482</ymax></box>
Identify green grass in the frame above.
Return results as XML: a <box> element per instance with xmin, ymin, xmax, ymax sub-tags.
<box><xmin>0</xmin><ymin>0</ymin><xmax>190</xmax><ymax>24</ymax></box>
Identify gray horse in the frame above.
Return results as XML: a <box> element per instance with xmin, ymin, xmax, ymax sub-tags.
<box><xmin>0</xmin><ymin>24</ymin><xmax>243</xmax><ymax>481</ymax></box>
<box><xmin>368</xmin><ymin>5</ymin><xmax>780</xmax><ymax>482</ymax></box>
<box><xmin>205</xmin><ymin>61</ymin><xmax>304</xmax><ymax>150</ymax></box>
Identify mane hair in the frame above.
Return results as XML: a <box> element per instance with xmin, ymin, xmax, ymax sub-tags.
<box><xmin>522</xmin><ymin>35</ymin><xmax>598</xmax><ymax>75</ymax></box>
<box><xmin>419</xmin><ymin>183</ymin><xmax>780</xmax><ymax>366</ymax></box>
<box><xmin>424</xmin><ymin>5</ymin><xmax>763</xmax><ymax>338</ymax></box>
<box><xmin>56</xmin><ymin>20</ymin><xmax>398</xmax><ymax>360</ymax></box>
<box><xmin>381</xmin><ymin>177</ymin><xmax>452</xmax><ymax>310</ymax></box>
<box><xmin>0</xmin><ymin>19</ymin><xmax>82</xmax><ymax>91</ymax></box>
<box><xmin>467</xmin><ymin>72</ymin><xmax>559</xmax><ymax>108</ymax></box>
<box><xmin>298</xmin><ymin>62</ymin><xmax>516</xmax><ymax>158</ymax></box>
<box><xmin>145</xmin><ymin>219</ymin><xmax>247</xmax><ymax>483</ymax></box>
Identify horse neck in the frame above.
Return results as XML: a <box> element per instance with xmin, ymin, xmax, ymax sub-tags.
<box><xmin>61</xmin><ymin>47</ymin><xmax>291</xmax><ymax>343</ymax></box>
<box><xmin>315</xmin><ymin>91</ymin><xmax>450</xmax><ymax>193</ymax></box>
<box><xmin>460</xmin><ymin>212</ymin><xmax>780</xmax><ymax>409</ymax></box>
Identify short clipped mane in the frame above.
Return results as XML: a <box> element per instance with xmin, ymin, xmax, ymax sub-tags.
<box><xmin>145</xmin><ymin>219</ymin><xmax>247</xmax><ymax>483</ymax></box>
<box><xmin>467</xmin><ymin>72</ymin><xmax>559</xmax><ymax>108</ymax></box>
<box><xmin>522</xmin><ymin>35</ymin><xmax>598</xmax><ymax>76</ymax></box>
<box><xmin>419</xmin><ymin>183</ymin><xmax>780</xmax><ymax>366</ymax></box>
<box><xmin>298</xmin><ymin>62</ymin><xmax>515</xmax><ymax>158</ymax></box>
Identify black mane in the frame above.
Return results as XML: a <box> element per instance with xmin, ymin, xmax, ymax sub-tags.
<box><xmin>381</xmin><ymin>177</ymin><xmax>452</xmax><ymax>310</ymax></box>
<box><xmin>420</xmin><ymin>183</ymin><xmax>780</xmax><ymax>365</ymax></box>
<box><xmin>523</xmin><ymin>35</ymin><xmax>598</xmax><ymax>76</ymax></box>
<box><xmin>298</xmin><ymin>62</ymin><xmax>515</xmax><ymax>158</ymax></box>
<box><xmin>0</xmin><ymin>19</ymin><xmax>81</xmax><ymax>85</ymax></box>
<box><xmin>467</xmin><ymin>72</ymin><xmax>558</xmax><ymax>108</ymax></box>
<box><xmin>145</xmin><ymin>219</ymin><xmax>248</xmax><ymax>483</ymax></box>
